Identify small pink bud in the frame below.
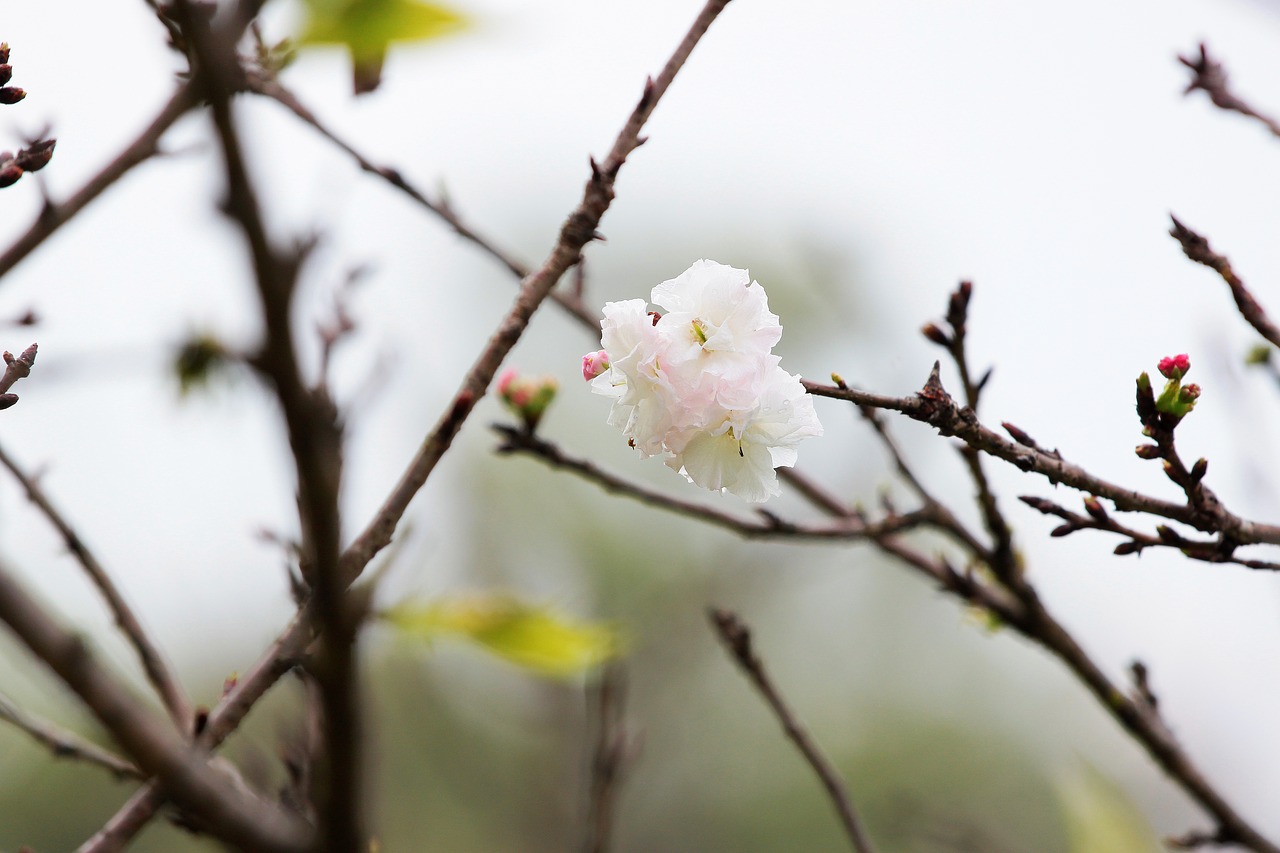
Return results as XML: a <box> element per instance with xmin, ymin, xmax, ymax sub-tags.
<box><xmin>582</xmin><ymin>350</ymin><xmax>610</xmax><ymax>381</ymax></box>
<box><xmin>496</xmin><ymin>368</ymin><xmax>517</xmax><ymax>397</ymax></box>
<box><xmin>1157</xmin><ymin>353</ymin><xmax>1191</xmax><ymax>379</ymax></box>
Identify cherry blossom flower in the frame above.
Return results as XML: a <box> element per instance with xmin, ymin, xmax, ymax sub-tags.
<box><xmin>584</xmin><ymin>260</ymin><xmax>822</xmax><ymax>501</ymax></box>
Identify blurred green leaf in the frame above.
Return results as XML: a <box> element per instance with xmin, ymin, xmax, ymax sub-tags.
<box><xmin>173</xmin><ymin>332</ymin><xmax>231</xmax><ymax>395</ymax></box>
<box><xmin>383</xmin><ymin>594</ymin><xmax>620</xmax><ymax>678</ymax></box>
<box><xmin>1058</xmin><ymin>765</ymin><xmax>1161</xmax><ymax>853</ymax></box>
<box><xmin>300</xmin><ymin>0</ymin><xmax>467</xmax><ymax>93</ymax></box>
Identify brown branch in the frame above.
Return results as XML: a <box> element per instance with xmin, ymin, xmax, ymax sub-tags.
<box><xmin>1178</xmin><ymin>43</ymin><xmax>1280</xmax><ymax>139</ymax></box>
<box><xmin>582</xmin><ymin>663</ymin><xmax>633</xmax><ymax>853</ymax></box>
<box><xmin>0</xmin><ymin>559</ymin><xmax>312</xmax><ymax>852</ymax></box>
<box><xmin>80</xmin><ymin>3</ymin><xmax>743</xmax><ymax>847</ymax></box>
<box><xmin>0</xmin><ymin>689</ymin><xmax>142</xmax><ymax>780</ymax></box>
<box><xmin>181</xmin><ymin>3</ymin><xmax>359</xmax><ymax>848</ymax></box>
<box><xmin>0</xmin><ymin>84</ymin><xmax>197</xmax><ymax>281</ymax></box>
<box><xmin>0</xmin><ymin>441</ymin><xmax>193</xmax><ymax>730</ymax></box>
<box><xmin>338</xmin><ymin>0</ymin><xmax>740</xmax><ymax>585</ymax></box>
<box><xmin>709</xmin><ymin>608</ymin><xmax>878</xmax><ymax>853</ymax></box>
<box><xmin>1019</xmin><ymin>494</ymin><xmax>1280</xmax><ymax>571</ymax></box>
<box><xmin>1169</xmin><ymin>216</ymin><xmax>1280</xmax><ymax>349</ymax></box>
<box><xmin>492</xmin><ymin>423</ymin><xmax>939</xmax><ymax>542</ymax></box>
<box><xmin>803</xmin><ymin>370</ymin><xmax>1280</xmax><ymax>547</ymax></box>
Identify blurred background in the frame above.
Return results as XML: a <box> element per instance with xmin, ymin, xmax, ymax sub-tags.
<box><xmin>2</xmin><ymin>0</ymin><xmax>1280</xmax><ymax>849</ymax></box>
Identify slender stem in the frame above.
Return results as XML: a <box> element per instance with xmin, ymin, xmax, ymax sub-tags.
<box><xmin>0</xmin><ymin>84</ymin><xmax>197</xmax><ymax>281</ymax></box>
<box><xmin>0</xmin><ymin>689</ymin><xmax>142</xmax><ymax>780</ymax></box>
<box><xmin>0</xmin><ymin>441</ymin><xmax>193</xmax><ymax>730</ymax></box>
<box><xmin>709</xmin><ymin>608</ymin><xmax>877</xmax><ymax>853</ymax></box>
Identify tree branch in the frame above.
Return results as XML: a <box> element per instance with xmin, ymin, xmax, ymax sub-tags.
<box><xmin>709</xmin><ymin>608</ymin><xmax>878</xmax><ymax>853</ymax></box>
<box><xmin>0</xmin><ymin>441</ymin><xmax>193</xmax><ymax>730</ymax></box>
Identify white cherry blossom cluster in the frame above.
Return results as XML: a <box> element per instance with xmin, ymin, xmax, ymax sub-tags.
<box><xmin>582</xmin><ymin>260</ymin><xmax>823</xmax><ymax>502</ymax></box>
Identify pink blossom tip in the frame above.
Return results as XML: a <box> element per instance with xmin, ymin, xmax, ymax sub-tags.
<box><xmin>1157</xmin><ymin>353</ymin><xmax>1191</xmax><ymax>379</ymax></box>
<box><xmin>582</xmin><ymin>350</ymin><xmax>610</xmax><ymax>381</ymax></box>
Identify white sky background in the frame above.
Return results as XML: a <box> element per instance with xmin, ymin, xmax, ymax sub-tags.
<box><xmin>2</xmin><ymin>0</ymin><xmax>1280</xmax><ymax>841</ymax></box>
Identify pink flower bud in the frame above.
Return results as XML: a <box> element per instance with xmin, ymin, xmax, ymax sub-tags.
<box><xmin>496</xmin><ymin>368</ymin><xmax>517</xmax><ymax>397</ymax></box>
<box><xmin>581</xmin><ymin>350</ymin><xmax>610</xmax><ymax>381</ymax></box>
<box><xmin>1157</xmin><ymin>353</ymin><xmax>1191</xmax><ymax>379</ymax></box>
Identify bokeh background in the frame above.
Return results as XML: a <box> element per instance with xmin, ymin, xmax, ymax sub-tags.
<box><xmin>2</xmin><ymin>0</ymin><xmax>1280</xmax><ymax>850</ymax></box>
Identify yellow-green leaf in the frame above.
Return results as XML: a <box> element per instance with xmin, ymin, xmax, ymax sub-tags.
<box><xmin>300</xmin><ymin>0</ymin><xmax>467</xmax><ymax>93</ymax></box>
<box><xmin>1058</xmin><ymin>766</ymin><xmax>1162</xmax><ymax>853</ymax></box>
<box><xmin>383</xmin><ymin>594</ymin><xmax>621</xmax><ymax>678</ymax></box>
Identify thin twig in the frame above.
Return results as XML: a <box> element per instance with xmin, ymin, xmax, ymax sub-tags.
<box><xmin>0</xmin><ymin>84</ymin><xmax>197</xmax><ymax>281</ymax></box>
<box><xmin>0</xmin><ymin>559</ymin><xmax>313</xmax><ymax>852</ymax></box>
<box><xmin>338</xmin><ymin>0</ymin><xmax>740</xmax><ymax>585</ymax></box>
<box><xmin>0</xmin><ymin>441</ymin><xmax>193</xmax><ymax>730</ymax></box>
<box><xmin>803</xmin><ymin>371</ymin><xmax>1280</xmax><ymax>547</ymax></box>
<box><xmin>582</xmin><ymin>663</ymin><xmax>632</xmax><ymax>853</ymax></box>
<box><xmin>0</xmin><ymin>690</ymin><xmax>142</xmax><ymax>780</ymax></box>
<box><xmin>1169</xmin><ymin>216</ymin><xmax>1280</xmax><ymax>349</ymax></box>
<box><xmin>1178</xmin><ymin>43</ymin><xmax>1280</xmax><ymax>139</ymax></box>
<box><xmin>492</xmin><ymin>423</ymin><xmax>938</xmax><ymax>542</ymax></box>
<box><xmin>181</xmin><ymin>3</ymin><xmax>359</xmax><ymax>847</ymax></box>
<box><xmin>708</xmin><ymin>608</ymin><xmax>877</xmax><ymax>853</ymax></box>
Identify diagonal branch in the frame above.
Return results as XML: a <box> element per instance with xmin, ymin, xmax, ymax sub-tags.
<box><xmin>338</xmin><ymin>0</ymin><xmax>740</xmax><ymax>585</ymax></box>
<box><xmin>709</xmin><ymin>608</ymin><xmax>877</xmax><ymax>853</ymax></box>
<box><xmin>0</xmin><ymin>83</ymin><xmax>197</xmax><ymax>281</ymax></box>
<box><xmin>0</xmin><ymin>441</ymin><xmax>193</xmax><ymax>730</ymax></box>
<box><xmin>0</xmin><ymin>689</ymin><xmax>142</xmax><ymax>780</ymax></box>
<box><xmin>1169</xmin><ymin>215</ymin><xmax>1280</xmax><ymax>349</ymax></box>
<box><xmin>0</xmin><ymin>558</ymin><xmax>313</xmax><ymax>852</ymax></box>
<box><xmin>1178</xmin><ymin>43</ymin><xmax>1280</xmax><ymax>139</ymax></box>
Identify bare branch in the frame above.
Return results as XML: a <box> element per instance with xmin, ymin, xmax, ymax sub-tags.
<box><xmin>0</xmin><ymin>689</ymin><xmax>142</xmax><ymax>780</ymax></box>
<box><xmin>803</xmin><ymin>371</ymin><xmax>1280</xmax><ymax>547</ymax></box>
<box><xmin>0</xmin><ymin>441</ymin><xmax>193</xmax><ymax>729</ymax></box>
<box><xmin>492</xmin><ymin>423</ymin><xmax>939</xmax><ymax>542</ymax></box>
<box><xmin>0</xmin><ymin>84</ymin><xmax>197</xmax><ymax>281</ymax></box>
<box><xmin>0</xmin><ymin>559</ymin><xmax>313</xmax><ymax>852</ymax></box>
<box><xmin>1178</xmin><ymin>43</ymin><xmax>1280</xmax><ymax>139</ymax></box>
<box><xmin>582</xmin><ymin>663</ymin><xmax>633</xmax><ymax>853</ymax></box>
<box><xmin>1169</xmin><ymin>215</ymin><xmax>1280</xmax><ymax>349</ymax></box>
<box><xmin>180</xmin><ymin>3</ymin><xmax>359</xmax><ymax>846</ymax></box>
<box><xmin>709</xmin><ymin>608</ymin><xmax>877</xmax><ymax>853</ymax></box>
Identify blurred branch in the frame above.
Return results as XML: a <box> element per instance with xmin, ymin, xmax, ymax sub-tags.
<box><xmin>1178</xmin><ymin>43</ymin><xmax>1280</xmax><ymax>138</ymax></box>
<box><xmin>0</xmin><ymin>441</ymin><xmax>193</xmax><ymax>730</ymax></box>
<box><xmin>582</xmin><ymin>663</ymin><xmax>633</xmax><ymax>853</ymax></box>
<box><xmin>0</xmin><ymin>690</ymin><xmax>142</xmax><ymax>780</ymax></box>
<box><xmin>0</xmin><ymin>558</ymin><xmax>312</xmax><ymax>852</ymax></box>
<box><xmin>81</xmin><ymin>1</ymin><xmax>743</xmax><ymax>847</ymax></box>
<box><xmin>181</xmin><ymin>2</ymin><xmax>359</xmax><ymax>847</ymax></box>
<box><xmin>0</xmin><ymin>83</ymin><xmax>197</xmax><ymax>281</ymax></box>
<box><xmin>1169</xmin><ymin>215</ymin><xmax>1280</xmax><ymax>349</ymax></box>
<box><xmin>709</xmin><ymin>608</ymin><xmax>878</xmax><ymax>853</ymax></box>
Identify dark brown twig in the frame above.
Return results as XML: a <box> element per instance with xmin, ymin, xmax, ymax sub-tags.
<box><xmin>0</xmin><ymin>84</ymin><xmax>197</xmax><ymax>281</ymax></box>
<box><xmin>1169</xmin><ymin>216</ymin><xmax>1280</xmax><ymax>349</ymax></box>
<box><xmin>709</xmin><ymin>608</ymin><xmax>877</xmax><ymax>853</ymax></box>
<box><xmin>493</xmin><ymin>423</ymin><xmax>939</xmax><ymax>542</ymax></box>
<box><xmin>181</xmin><ymin>3</ymin><xmax>359</xmax><ymax>848</ymax></box>
<box><xmin>1178</xmin><ymin>43</ymin><xmax>1280</xmax><ymax>138</ymax></box>
<box><xmin>803</xmin><ymin>371</ymin><xmax>1280</xmax><ymax>547</ymax></box>
<box><xmin>0</xmin><ymin>441</ymin><xmax>193</xmax><ymax>729</ymax></box>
